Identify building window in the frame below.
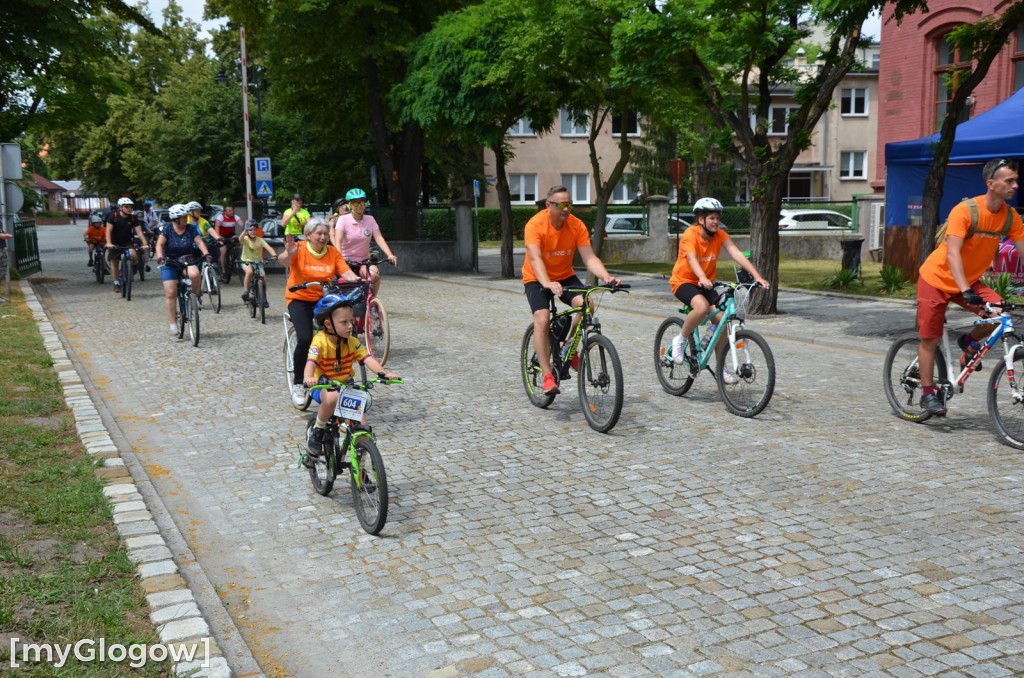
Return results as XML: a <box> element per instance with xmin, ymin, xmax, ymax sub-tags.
<box><xmin>509</xmin><ymin>174</ymin><xmax>537</xmax><ymax>204</ymax></box>
<box><xmin>1014</xmin><ymin>25</ymin><xmax>1024</xmax><ymax>93</ymax></box>
<box><xmin>611</xmin><ymin>114</ymin><xmax>641</xmax><ymax>137</ymax></box>
<box><xmin>561</xmin><ymin>174</ymin><xmax>590</xmax><ymax>203</ymax></box>
<box><xmin>611</xmin><ymin>174</ymin><xmax>637</xmax><ymax>204</ymax></box>
<box><xmin>560</xmin><ymin>109</ymin><xmax>589</xmax><ymax>137</ymax></box>
<box><xmin>507</xmin><ymin>118</ymin><xmax>535</xmax><ymax>137</ymax></box>
<box><xmin>871</xmin><ymin>52</ymin><xmax>880</xmax><ymax>71</ymax></box>
<box><xmin>934</xmin><ymin>31</ymin><xmax>971</xmax><ymax>130</ymax></box>
<box><xmin>841</xmin><ymin>88</ymin><xmax>868</xmax><ymax>116</ymax></box>
<box><xmin>839</xmin><ymin>151</ymin><xmax>867</xmax><ymax>179</ymax></box>
<box><xmin>769</xmin><ymin>106</ymin><xmax>798</xmax><ymax>135</ymax></box>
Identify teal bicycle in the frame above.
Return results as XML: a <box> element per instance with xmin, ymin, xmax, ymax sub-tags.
<box><xmin>301</xmin><ymin>373</ymin><xmax>403</xmax><ymax>535</ymax></box>
<box><xmin>654</xmin><ymin>281</ymin><xmax>775</xmax><ymax>417</ymax></box>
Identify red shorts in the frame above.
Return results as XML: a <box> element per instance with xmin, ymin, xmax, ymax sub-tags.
<box><xmin>916</xmin><ymin>277</ymin><xmax>999</xmax><ymax>339</ymax></box>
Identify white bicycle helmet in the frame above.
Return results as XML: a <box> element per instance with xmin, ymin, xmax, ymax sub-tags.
<box><xmin>185</xmin><ymin>201</ymin><xmax>202</xmax><ymax>212</ymax></box>
<box><xmin>117</xmin><ymin>197</ymin><xmax>134</xmax><ymax>207</ymax></box>
<box><xmin>693</xmin><ymin>197</ymin><xmax>723</xmax><ymax>214</ymax></box>
<box><xmin>168</xmin><ymin>203</ymin><xmax>189</xmax><ymax>220</ymax></box>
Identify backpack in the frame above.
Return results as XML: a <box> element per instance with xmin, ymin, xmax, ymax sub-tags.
<box><xmin>935</xmin><ymin>197</ymin><xmax>1013</xmax><ymax>246</ymax></box>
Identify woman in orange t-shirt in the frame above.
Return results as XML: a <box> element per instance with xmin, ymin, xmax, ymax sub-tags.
<box><xmin>278</xmin><ymin>218</ymin><xmax>357</xmax><ymax>405</ymax></box>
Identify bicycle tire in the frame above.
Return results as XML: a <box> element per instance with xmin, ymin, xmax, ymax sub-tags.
<box><xmin>716</xmin><ymin>329</ymin><xmax>775</xmax><ymax>417</ymax></box>
<box><xmin>188</xmin><ymin>292</ymin><xmax>200</xmax><ymax>346</ymax></box>
<box><xmin>306</xmin><ymin>417</ymin><xmax>336</xmax><ymax>495</ymax></box>
<box><xmin>883</xmin><ymin>335</ymin><xmax>943</xmax><ymax>423</ymax></box>
<box><xmin>176</xmin><ymin>289</ymin><xmax>186</xmax><ymax>339</ymax></box>
<box><xmin>257</xmin><ymin>279</ymin><xmax>266</xmax><ymax>325</ymax></box>
<box><xmin>94</xmin><ymin>251</ymin><xmax>105</xmax><ymax>284</ymax></box>
<box><xmin>366</xmin><ymin>297</ymin><xmax>390</xmax><ymax>365</ymax></box>
<box><xmin>248</xmin><ymin>280</ymin><xmax>257</xmax><ymax>318</ymax></box>
<box><xmin>284</xmin><ymin>325</ymin><xmax>311</xmax><ymax>411</ymax></box>
<box><xmin>137</xmin><ymin>255</ymin><xmax>145</xmax><ymax>282</ymax></box>
<box><xmin>654</xmin><ymin>317</ymin><xmax>698</xmax><ymax>396</ymax></box>
<box><xmin>987</xmin><ymin>345</ymin><xmax>1024</xmax><ymax>448</ymax></box>
<box><xmin>350</xmin><ymin>436</ymin><xmax>388</xmax><ymax>535</ymax></box>
<box><xmin>208</xmin><ymin>267</ymin><xmax>222</xmax><ymax>314</ymax></box>
<box><xmin>521</xmin><ymin>324</ymin><xmax>556</xmax><ymax>408</ymax></box>
<box><xmin>578</xmin><ymin>333</ymin><xmax>624</xmax><ymax>433</ymax></box>
<box><xmin>121</xmin><ymin>256</ymin><xmax>131</xmax><ymax>299</ymax></box>
<box><xmin>222</xmin><ymin>250</ymin><xmax>234</xmax><ymax>285</ymax></box>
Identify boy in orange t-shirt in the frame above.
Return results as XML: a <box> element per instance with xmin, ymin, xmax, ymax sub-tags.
<box><xmin>915</xmin><ymin>158</ymin><xmax>1024</xmax><ymax>416</ymax></box>
<box><xmin>522</xmin><ymin>185</ymin><xmax>620</xmax><ymax>396</ymax></box>
<box><xmin>84</xmin><ymin>214</ymin><xmax>106</xmax><ymax>267</ymax></box>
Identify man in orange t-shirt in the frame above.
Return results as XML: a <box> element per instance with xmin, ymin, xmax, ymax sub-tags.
<box><xmin>522</xmin><ymin>185</ymin><xmax>620</xmax><ymax>396</ymax></box>
<box><xmin>916</xmin><ymin>158</ymin><xmax>1024</xmax><ymax>416</ymax></box>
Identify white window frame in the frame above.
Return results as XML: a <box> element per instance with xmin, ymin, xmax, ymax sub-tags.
<box><xmin>507</xmin><ymin>118</ymin><xmax>535</xmax><ymax>137</ymax></box>
<box><xmin>768</xmin><ymin>106</ymin><xmax>798</xmax><ymax>136</ymax></box>
<box><xmin>610</xmin><ymin>174</ymin><xmax>637</xmax><ymax>204</ymax></box>
<box><xmin>841</xmin><ymin>87</ymin><xmax>869</xmax><ymax>117</ymax></box>
<box><xmin>611</xmin><ymin>113</ymin><xmax>641</xmax><ymax>137</ymax></box>
<box><xmin>560</xmin><ymin>109</ymin><xmax>589</xmax><ymax>137</ymax></box>
<box><xmin>509</xmin><ymin>173</ymin><xmax>537</xmax><ymax>204</ymax></box>
<box><xmin>560</xmin><ymin>174</ymin><xmax>590</xmax><ymax>203</ymax></box>
<box><xmin>839</xmin><ymin>151</ymin><xmax>867</xmax><ymax>180</ymax></box>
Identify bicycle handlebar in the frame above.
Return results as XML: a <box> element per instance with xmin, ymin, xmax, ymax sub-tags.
<box><xmin>310</xmin><ymin>375</ymin><xmax>405</xmax><ymax>392</ymax></box>
<box><xmin>288</xmin><ymin>279</ymin><xmax>371</xmax><ymax>293</ymax></box>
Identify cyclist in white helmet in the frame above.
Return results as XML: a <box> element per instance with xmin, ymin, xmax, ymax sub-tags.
<box><xmin>105</xmin><ymin>197</ymin><xmax>149</xmax><ymax>294</ymax></box>
<box><xmin>668</xmin><ymin>197</ymin><xmax>768</xmax><ymax>384</ymax></box>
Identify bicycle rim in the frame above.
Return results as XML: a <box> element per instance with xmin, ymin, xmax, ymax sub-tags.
<box><xmin>350</xmin><ymin>437</ymin><xmax>388</xmax><ymax>535</ymax></box>
<box><xmin>188</xmin><ymin>292</ymin><xmax>200</xmax><ymax>346</ymax></box>
<box><xmin>248</xmin><ymin>280</ymin><xmax>257</xmax><ymax>318</ymax></box>
<box><xmin>367</xmin><ymin>298</ymin><xmax>389</xmax><ymax>365</ymax></box>
<box><xmin>177</xmin><ymin>289</ymin><xmax>186</xmax><ymax>338</ymax></box>
<box><xmin>306</xmin><ymin>418</ymin><xmax>336</xmax><ymax>496</ymax></box>
<box><xmin>210</xmin><ymin>270</ymin><xmax>221</xmax><ymax>313</ymax></box>
<box><xmin>124</xmin><ymin>258</ymin><xmax>133</xmax><ymax>300</ymax></box>
<box><xmin>520</xmin><ymin>324</ymin><xmax>555</xmax><ymax>408</ymax></box>
<box><xmin>654</xmin><ymin>317</ymin><xmax>696</xmax><ymax>396</ymax></box>
<box><xmin>258</xmin><ymin>279</ymin><xmax>266</xmax><ymax>324</ymax></box>
<box><xmin>578</xmin><ymin>334</ymin><xmax>624</xmax><ymax>432</ymax></box>
<box><xmin>717</xmin><ymin>329</ymin><xmax>775</xmax><ymax>417</ymax></box>
<box><xmin>882</xmin><ymin>336</ymin><xmax>935</xmax><ymax>423</ymax></box>
<box><xmin>988</xmin><ymin>347</ymin><xmax>1024</xmax><ymax>448</ymax></box>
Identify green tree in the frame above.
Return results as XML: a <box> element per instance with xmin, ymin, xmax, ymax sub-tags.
<box><xmin>613</xmin><ymin>0</ymin><xmax>927</xmax><ymax>313</ymax></box>
<box><xmin>917</xmin><ymin>2</ymin><xmax>1024</xmax><ymax>265</ymax></box>
<box><xmin>400</xmin><ymin>0</ymin><xmax>559</xmax><ymax>277</ymax></box>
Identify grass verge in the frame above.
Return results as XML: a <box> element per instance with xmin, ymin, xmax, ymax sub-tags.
<box><xmin>0</xmin><ymin>287</ymin><xmax>168</xmax><ymax>676</ymax></box>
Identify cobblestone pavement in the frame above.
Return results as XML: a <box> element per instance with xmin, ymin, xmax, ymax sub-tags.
<box><xmin>29</xmin><ymin>240</ymin><xmax>1024</xmax><ymax>677</ymax></box>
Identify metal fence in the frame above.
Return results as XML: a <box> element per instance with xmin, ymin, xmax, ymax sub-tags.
<box><xmin>13</xmin><ymin>216</ymin><xmax>40</xmax><ymax>277</ymax></box>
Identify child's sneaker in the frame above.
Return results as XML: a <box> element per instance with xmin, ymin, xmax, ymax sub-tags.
<box><xmin>241</xmin><ymin>291</ymin><xmax>250</xmax><ymax>301</ymax></box>
<box><xmin>263</xmin><ymin>300</ymin><xmax>270</xmax><ymax>309</ymax></box>
<box><xmin>307</xmin><ymin>427</ymin><xmax>325</xmax><ymax>456</ymax></box>
<box><xmin>113</xmin><ymin>281</ymin><xmax>121</xmax><ymax>294</ymax></box>
<box><xmin>721</xmin><ymin>366</ymin><xmax>740</xmax><ymax>385</ymax></box>
<box><xmin>671</xmin><ymin>333</ymin><xmax>686</xmax><ymax>364</ymax></box>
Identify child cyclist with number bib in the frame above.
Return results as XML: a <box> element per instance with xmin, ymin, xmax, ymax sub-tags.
<box><xmin>668</xmin><ymin>197</ymin><xmax>768</xmax><ymax>384</ymax></box>
<box><xmin>303</xmin><ymin>295</ymin><xmax>399</xmax><ymax>459</ymax></box>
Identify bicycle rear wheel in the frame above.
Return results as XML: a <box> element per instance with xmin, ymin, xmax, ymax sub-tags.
<box><xmin>717</xmin><ymin>329</ymin><xmax>774</xmax><ymax>417</ymax></box>
<box><xmin>654</xmin><ymin>317</ymin><xmax>697</xmax><ymax>396</ymax></box>
<box><xmin>257</xmin><ymin>279</ymin><xmax>266</xmax><ymax>325</ymax></box>
<box><xmin>578</xmin><ymin>333</ymin><xmax>624</xmax><ymax>433</ymax></box>
<box><xmin>306</xmin><ymin>418</ymin><xmax>336</xmax><ymax>495</ymax></box>
<box><xmin>188</xmin><ymin>292</ymin><xmax>200</xmax><ymax>346</ymax></box>
<box><xmin>883</xmin><ymin>335</ymin><xmax>941</xmax><ymax>423</ymax></box>
<box><xmin>987</xmin><ymin>346</ymin><xmax>1024</xmax><ymax>448</ymax></box>
<box><xmin>350</xmin><ymin>436</ymin><xmax>388</xmax><ymax>535</ymax></box>
<box><xmin>366</xmin><ymin>297</ymin><xmax>390</xmax><ymax>365</ymax></box>
<box><xmin>521</xmin><ymin>324</ymin><xmax>556</xmax><ymax>408</ymax></box>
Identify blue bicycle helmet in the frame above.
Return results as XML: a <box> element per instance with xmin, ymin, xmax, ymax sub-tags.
<box><xmin>313</xmin><ymin>293</ymin><xmax>352</xmax><ymax>325</ymax></box>
<box><xmin>345</xmin><ymin>188</ymin><xmax>367</xmax><ymax>201</ymax></box>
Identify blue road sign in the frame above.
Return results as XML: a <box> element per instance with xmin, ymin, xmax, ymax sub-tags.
<box><xmin>254</xmin><ymin>157</ymin><xmax>272</xmax><ymax>182</ymax></box>
<box><xmin>473</xmin><ymin>179</ymin><xmax>480</xmax><ymax>198</ymax></box>
<box><xmin>256</xmin><ymin>180</ymin><xmax>273</xmax><ymax>197</ymax></box>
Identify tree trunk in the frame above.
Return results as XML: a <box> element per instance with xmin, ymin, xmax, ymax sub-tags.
<box><xmin>493</xmin><ymin>144</ymin><xmax>516</xmax><ymax>278</ymax></box>
<box><xmin>747</xmin><ymin>175</ymin><xmax>783</xmax><ymax>315</ymax></box>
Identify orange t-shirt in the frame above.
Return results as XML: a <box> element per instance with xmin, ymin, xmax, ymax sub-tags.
<box><xmin>521</xmin><ymin>211</ymin><xmax>591</xmax><ymax>284</ymax></box>
<box><xmin>84</xmin><ymin>224</ymin><xmax>106</xmax><ymax>245</ymax></box>
<box><xmin>669</xmin><ymin>225</ymin><xmax>730</xmax><ymax>293</ymax></box>
<box><xmin>919</xmin><ymin>196</ymin><xmax>1024</xmax><ymax>293</ymax></box>
<box><xmin>285</xmin><ymin>243</ymin><xmax>352</xmax><ymax>303</ymax></box>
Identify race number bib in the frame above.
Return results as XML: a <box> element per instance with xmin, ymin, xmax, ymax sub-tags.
<box><xmin>334</xmin><ymin>388</ymin><xmax>368</xmax><ymax>420</ymax></box>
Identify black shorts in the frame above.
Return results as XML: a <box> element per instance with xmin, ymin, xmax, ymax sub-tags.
<box><xmin>674</xmin><ymin>283</ymin><xmax>718</xmax><ymax>308</ymax></box>
<box><xmin>524</xmin><ymin>275</ymin><xmax>585</xmax><ymax>313</ymax></box>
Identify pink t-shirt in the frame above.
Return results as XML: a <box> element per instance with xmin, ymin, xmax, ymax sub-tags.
<box><xmin>335</xmin><ymin>214</ymin><xmax>379</xmax><ymax>260</ymax></box>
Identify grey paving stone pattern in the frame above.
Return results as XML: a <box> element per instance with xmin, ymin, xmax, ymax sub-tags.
<box><xmin>30</xmin><ymin>227</ymin><xmax>1024</xmax><ymax>677</ymax></box>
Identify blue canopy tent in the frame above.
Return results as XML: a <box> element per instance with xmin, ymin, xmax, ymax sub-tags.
<box><xmin>885</xmin><ymin>88</ymin><xmax>1024</xmax><ymax>226</ymax></box>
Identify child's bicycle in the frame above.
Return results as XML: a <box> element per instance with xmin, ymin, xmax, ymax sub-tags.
<box><xmin>283</xmin><ymin>279</ymin><xmax>373</xmax><ymax>411</ymax></box>
<box><xmin>344</xmin><ymin>248</ymin><xmax>392</xmax><ymax>365</ymax></box>
<box><xmin>300</xmin><ymin>373</ymin><xmax>403</xmax><ymax>535</ymax></box>
<box><xmin>520</xmin><ymin>283</ymin><xmax>630</xmax><ymax>433</ymax></box>
<box><xmin>883</xmin><ymin>299</ymin><xmax>1024</xmax><ymax>448</ymax></box>
<box><xmin>243</xmin><ymin>258</ymin><xmax>273</xmax><ymax>324</ymax></box>
<box><xmin>654</xmin><ymin>281</ymin><xmax>775</xmax><ymax>417</ymax></box>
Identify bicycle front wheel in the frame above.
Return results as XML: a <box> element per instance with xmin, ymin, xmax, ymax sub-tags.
<box><xmin>188</xmin><ymin>292</ymin><xmax>200</xmax><ymax>346</ymax></box>
<box><xmin>207</xmin><ymin>268</ymin><xmax>222</xmax><ymax>313</ymax></box>
<box><xmin>176</xmin><ymin>290</ymin><xmax>186</xmax><ymax>339</ymax></box>
<box><xmin>122</xmin><ymin>257</ymin><xmax>132</xmax><ymax>299</ymax></box>
<box><xmin>578</xmin><ymin>333</ymin><xmax>624</xmax><ymax>433</ymax></box>
<box><xmin>988</xmin><ymin>346</ymin><xmax>1024</xmax><ymax>448</ymax></box>
<box><xmin>883</xmin><ymin>336</ymin><xmax>940</xmax><ymax>423</ymax></box>
<box><xmin>258</xmin><ymin>279</ymin><xmax>266</xmax><ymax>324</ymax></box>
<box><xmin>95</xmin><ymin>256</ymin><xmax>105</xmax><ymax>284</ymax></box>
<box><xmin>306</xmin><ymin>418</ymin><xmax>336</xmax><ymax>495</ymax></box>
<box><xmin>366</xmin><ymin>297</ymin><xmax>390</xmax><ymax>365</ymax></box>
<box><xmin>717</xmin><ymin>329</ymin><xmax>775</xmax><ymax>417</ymax></box>
<box><xmin>521</xmin><ymin>324</ymin><xmax>556</xmax><ymax>408</ymax></box>
<box><xmin>350</xmin><ymin>436</ymin><xmax>388</xmax><ymax>535</ymax></box>
<box><xmin>654</xmin><ymin>317</ymin><xmax>697</xmax><ymax>396</ymax></box>
<box><xmin>137</xmin><ymin>255</ymin><xmax>145</xmax><ymax>282</ymax></box>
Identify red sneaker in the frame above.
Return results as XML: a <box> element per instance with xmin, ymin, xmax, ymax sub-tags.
<box><xmin>542</xmin><ymin>373</ymin><xmax>560</xmax><ymax>396</ymax></box>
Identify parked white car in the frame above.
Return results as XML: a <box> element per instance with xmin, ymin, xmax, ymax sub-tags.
<box><xmin>778</xmin><ymin>209</ymin><xmax>852</xmax><ymax>234</ymax></box>
<box><xmin>598</xmin><ymin>213</ymin><xmax>693</xmax><ymax>238</ymax></box>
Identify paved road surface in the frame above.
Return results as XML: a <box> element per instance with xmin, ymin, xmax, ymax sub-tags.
<box><xmin>26</xmin><ymin>227</ymin><xmax>1024</xmax><ymax>677</ymax></box>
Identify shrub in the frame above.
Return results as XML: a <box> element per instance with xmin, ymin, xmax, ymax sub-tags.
<box><xmin>822</xmin><ymin>267</ymin><xmax>863</xmax><ymax>291</ymax></box>
<box><xmin>879</xmin><ymin>264</ymin><xmax>908</xmax><ymax>295</ymax></box>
